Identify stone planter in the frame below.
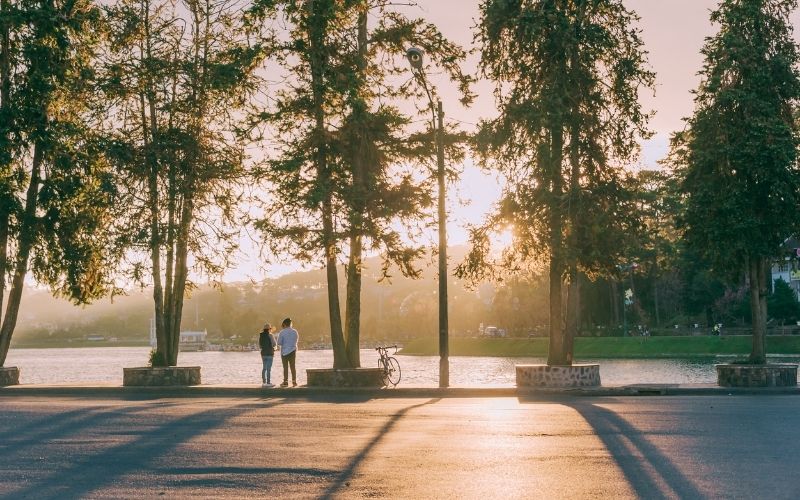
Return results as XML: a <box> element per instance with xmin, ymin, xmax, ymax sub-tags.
<box><xmin>0</xmin><ymin>367</ymin><xmax>20</xmax><ymax>386</ymax></box>
<box><xmin>306</xmin><ymin>368</ymin><xmax>385</xmax><ymax>388</ymax></box>
<box><xmin>516</xmin><ymin>364</ymin><xmax>601</xmax><ymax>388</ymax></box>
<box><xmin>716</xmin><ymin>363</ymin><xmax>797</xmax><ymax>387</ymax></box>
<box><xmin>123</xmin><ymin>366</ymin><xmax>201</xmax><ymax>387</ymax></box>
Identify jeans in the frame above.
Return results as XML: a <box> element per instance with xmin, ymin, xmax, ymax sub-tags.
<box><xmin>281</xmin><ymin>350</ymin><xmax>296</xmax><ymax>384</ymax></box>
<box><xmin>261</xmin><ymin>356</ymin><xmax>274</xmax><ymax>384</ymax></box>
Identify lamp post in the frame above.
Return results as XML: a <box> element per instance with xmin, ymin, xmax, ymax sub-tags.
<box><xmin>407</xmin><ymin>47</ymin><xmax>449</xmax><ymax>387</ymax></box>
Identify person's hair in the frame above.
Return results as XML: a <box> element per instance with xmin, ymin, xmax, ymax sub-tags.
<box><xmin>263</xmin><ymin>323</ymin><xmax>272</xmax><ymax>332</ymax></box>
<box><xmin>282</xmin><ymin>318</ymin><xmax>292</xmax><ymax>328</ymax></box>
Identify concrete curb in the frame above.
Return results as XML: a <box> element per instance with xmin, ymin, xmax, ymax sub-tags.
<box><xmin>1</xmin><ymin>384</ymin><xmax>799</xmax><ymax>399</ymax></box>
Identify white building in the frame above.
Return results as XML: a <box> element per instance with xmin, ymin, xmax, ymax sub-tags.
<box><xmin>149</xmin><ymin>318</ymin><xmax>207</xmax><ymax>351</ymax></box>
<box><xmin>771</xmin><ymin>237</ymin><xmax>800</xmax><ymax>298</ymax></box>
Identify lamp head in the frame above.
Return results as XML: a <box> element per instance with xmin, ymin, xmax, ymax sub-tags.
<box><xmin>406</xmin><ymin>47</ymin><xmax>424</xmax><ymax>70</ymax></box>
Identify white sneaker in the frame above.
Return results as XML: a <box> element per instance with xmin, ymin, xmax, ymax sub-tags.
<box><xmin>262</xmin><ymin>383</ymin><xmax>274</xmax><ymax>388</ymax></box>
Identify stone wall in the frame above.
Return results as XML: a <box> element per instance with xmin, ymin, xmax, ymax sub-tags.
<box><xmin>123</xmin><ymin>367</ymin><xmax>201</xmax><ymax>386</ymax></box>
<box><xmin>0</xmin><ymin>367</ymin><xmax>19</xmax><ymax>386</ymax></box>
<box><xmin>306</xmin><ymin>368</ymin><xmax>385</xmax><ymax>388</ymax></box>
<box><xmin>716</xmin><ymin>363</ymin><xmax>797</xmax><ymax>387</ymax></box>
<box><xmin>516</xmin><ymin>364</ymin><xmax>601</xmax><ymax>388</ymax></box>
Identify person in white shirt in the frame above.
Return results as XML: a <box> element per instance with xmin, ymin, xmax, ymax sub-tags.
<box><xmin>276</xmin><ymin>317</ymin><xmax>299</xmax><ymax>387</ymax></box>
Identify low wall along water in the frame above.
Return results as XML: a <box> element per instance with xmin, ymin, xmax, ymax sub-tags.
<box><xmin>716</xmin><ymin>364</ymin><xmax>798</xmax><ymax>387</ymax></box>
<box><xmin>123</xmin><ymin>366</ymin><xmax>201</xmax><ymax>386</ymax></box>
<box><xmin>0</xmin><ymin>367</ymin><xmax>19</xmax><ymax>386</ymax></box>
<box><xmin>516</xmin><ymin>364</ymin><xmax>601</xmax><ymax>388</ymax></box>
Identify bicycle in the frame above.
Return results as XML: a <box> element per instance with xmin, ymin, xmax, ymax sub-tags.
<box><xmin>376</xmin><ymin>345</ymin><xmax>401</xmax><ymax>387</ymax></box>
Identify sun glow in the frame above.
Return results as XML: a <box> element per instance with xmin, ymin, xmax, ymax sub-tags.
<box><xmin>495</xmin><ymin>226</ymin><xmax>515</xmax><ymax>254</ymax></box>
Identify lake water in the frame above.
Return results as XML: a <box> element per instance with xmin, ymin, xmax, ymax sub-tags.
<box><xmin>9</xmin><ymin>347</ymin><xmax>797</xmax><ymax>387</ymax></box>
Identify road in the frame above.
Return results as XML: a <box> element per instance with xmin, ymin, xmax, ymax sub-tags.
<box><xmin>0</xmin><ymin>394</ymin><xmax>798</xmax><ymax>498</ymax></box>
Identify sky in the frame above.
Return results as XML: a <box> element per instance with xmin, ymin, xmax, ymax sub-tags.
<box><xmin>222</xmin><ymin>0</ymin><xmax>794</xmax><ymax>282</ymax></box>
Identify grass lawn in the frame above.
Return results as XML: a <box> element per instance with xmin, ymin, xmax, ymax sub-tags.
<box><xmin>399</xmin><ymin>335</ymin><xmax>800</xmax><ymax>358</ymax></box>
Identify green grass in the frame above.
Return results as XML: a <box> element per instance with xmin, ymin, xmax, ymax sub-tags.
<box><xmin>399</xmin><ymin>335</ymin><xmax>800</xmax><ymax>358</ymax></box>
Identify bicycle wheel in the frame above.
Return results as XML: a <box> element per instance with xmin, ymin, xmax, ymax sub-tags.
<box><xmin>385</xmin><ymin>357</ymin><xmax>401</xmax><ymax>386</ymax></box>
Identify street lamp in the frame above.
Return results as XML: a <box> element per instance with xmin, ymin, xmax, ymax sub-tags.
<box><xmin>406</xmin><ymin>47</ymin><xmax>449</xmax><ymax>388</ymax></box>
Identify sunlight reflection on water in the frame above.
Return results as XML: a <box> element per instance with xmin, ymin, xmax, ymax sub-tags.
<box><xmin>3</xmin><ymin>347</ymin><xmax>769</xmax><ymax>386</ymax></box>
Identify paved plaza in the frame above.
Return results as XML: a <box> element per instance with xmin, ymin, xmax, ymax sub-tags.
<box><xmin>0</xmin><ymin>392</ymin><xmax>799</xmax><ymax>498</ymax></box>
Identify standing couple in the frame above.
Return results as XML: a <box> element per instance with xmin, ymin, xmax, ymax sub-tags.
<box><xmin>259</xmin><ymin>318</ymin><xmax>299</xmax><ymax>387</ymax></box>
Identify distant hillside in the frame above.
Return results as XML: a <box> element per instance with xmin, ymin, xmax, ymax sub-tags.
<box><xmin>10</xmin><ymin>245</ymin><xmax>549</xmax><ymax>347</ymax></box>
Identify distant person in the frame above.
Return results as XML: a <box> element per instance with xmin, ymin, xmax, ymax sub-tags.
<box><xmin>277</xmin><ymin>317</ymin><xmax>299</xmax><ymax>387</ymax></box>
<box><xmin>259</xmin><ymin>323</ymin><xmax>277</xmax><ymax>387</ymax></box>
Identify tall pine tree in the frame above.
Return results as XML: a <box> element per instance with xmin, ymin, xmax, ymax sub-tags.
<box><xmin>675</xmin><ymin>0</ymin><xmax>800</xmax><ymax>364</ymax></box>
<box><xmin>467</xmin><ymin>0</ymin><xmax>653</xmax><ymax>365</ymax></box>
<box><xmin>250</xmin><ymin>0</ymin><xmax>470</xmax><ymax>368</ymax></box>
<box><xmin>102</xmin><ymin>0</ymin><xmax>264</xmax><ymax>366</ymax></box>
<box><xmin>0</xmin><ymin>0</ymin><xmax>121</xmax><ymax>367</ymax></box>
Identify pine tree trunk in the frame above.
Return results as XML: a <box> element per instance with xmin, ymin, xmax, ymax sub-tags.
<box><xmin>0</xmin><ymin>0</ymin><xmax>10</xmax><ymax>330</ymax></box>
<box><xmin>139</xmin><ymin>1</ymin><xmax>171</xmax><ymax>367</ymax></box>
<box><xmin>167</xmin><ymin>194</ymin><xmax>193</xmax><ymax>366</ymax></box>
<box><xmin>0</xmin><ymin>143</ymin><xmax>41</xmax><ymax>367</ymax></box>
<box><xmin>345</xmin><ymin>233</ymin><xmax>362</xmax><ymax>367</ymax></box>
<box><xmin>162</xmin><ymin>175</ymin><xmax>176</xmax><ymax>365</ymax></box>
<box><xmin>548</xmin><ymin>258</ymin><xmax>566</xmax><ymax>365</ymax></box>
<box><xmin>547</xmin><ymin>126</ymin><xmax>567</xmax><ymax>366</ymax></box>
<box><xmin>324</xmin><ymin>201</ymin><xmax>347</xmax><ymax>368</ymax></box>
<box><xmin>564</xmin><ymin>267</ymin><xmax>579</xmax><ymax>366</ymax></box>
<box><xmin>148</xmin><ymin>162</ymin><xmax>167</xmax><ymax>366</ymax></box>
<box><xmin>748</xmin><ymin>256</ymin><xmax>767</xmax><ymax>364</ymax></box>
<box><xmin>653</xmin><ymin>276</ymin><xmax>660</xmax><ymax>326</ymax></box>
<box><xmin>561</xmin><ymin>108</ymin><xmax>581</xmax><ymax>366</ymax></box>
<box><xmin>342</xmin><ymin>7</ymin><xmax>369</xmax><ymax>369</ymax></box>
<box><xmin>0</xmin><ymin>213</ymin><xmax>7</xmax><ymax>326</ymax></box>
<box><xmin>307</xmin><ymin>1</ymin><xmax>346</xmax><ymax>368</ymax></box>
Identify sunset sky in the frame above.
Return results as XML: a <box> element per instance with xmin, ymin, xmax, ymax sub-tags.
<box><xmin>227</xmin><ymin>0</ymin><xmax>800</xmax><ymax>281</ymax></box>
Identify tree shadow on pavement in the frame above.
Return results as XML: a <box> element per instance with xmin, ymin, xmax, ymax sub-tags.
<box><xmin>567</xmin><ymin>401</ymin><xmax>704</xmax><ymax>499</ymax></box>
<box><xmin>1</xmin><ymin>400</ymin><xmax>284</xmax><ymax>500</ymax></box>
<box><xmin>0</xmin><ymin>403</ymin><xmax>179</xmax><ymax>460</ymax></box>
<box><xmin>320</xmin><ymin>398</ymin><xmax>441</xmax><ymax>499</ymax></box>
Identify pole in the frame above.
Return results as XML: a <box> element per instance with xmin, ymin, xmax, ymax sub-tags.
<box><xmin>406</xmin><ymin>51</ymin><xmax>448</xmax><ymax>387</ymax></box>
<box><xmin>436</xmin><ymin>99</ymin><xmax>449</xmax><ymax>388</ymax></box>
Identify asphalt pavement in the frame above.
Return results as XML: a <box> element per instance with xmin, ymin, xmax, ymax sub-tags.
<box><xmin>1</xmin><ymin>392</ymin><xmax>799</xmax><ymax>498</ymax></box>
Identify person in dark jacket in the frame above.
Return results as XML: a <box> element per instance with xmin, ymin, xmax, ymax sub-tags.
<box><xmin>259</xmin><ymin>323</ymin><xmax>277</xmax><ymax>387</ymax></box>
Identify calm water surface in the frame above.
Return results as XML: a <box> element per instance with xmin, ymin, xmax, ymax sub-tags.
<box><xmin>6</xmin><ymin>347</ymin><xmax>786</xmax><ymax>386</ymax></box>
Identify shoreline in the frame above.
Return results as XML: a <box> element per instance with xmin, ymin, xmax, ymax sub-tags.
<box><xmin>12</xmin><ymin>335</ymin><xmax>800</xmax><ymax>360</ymax></box>
<box><xmin>399</xmin><ymin>335</ymin><xmax>800</xmax><ymax>358</ymax></box>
